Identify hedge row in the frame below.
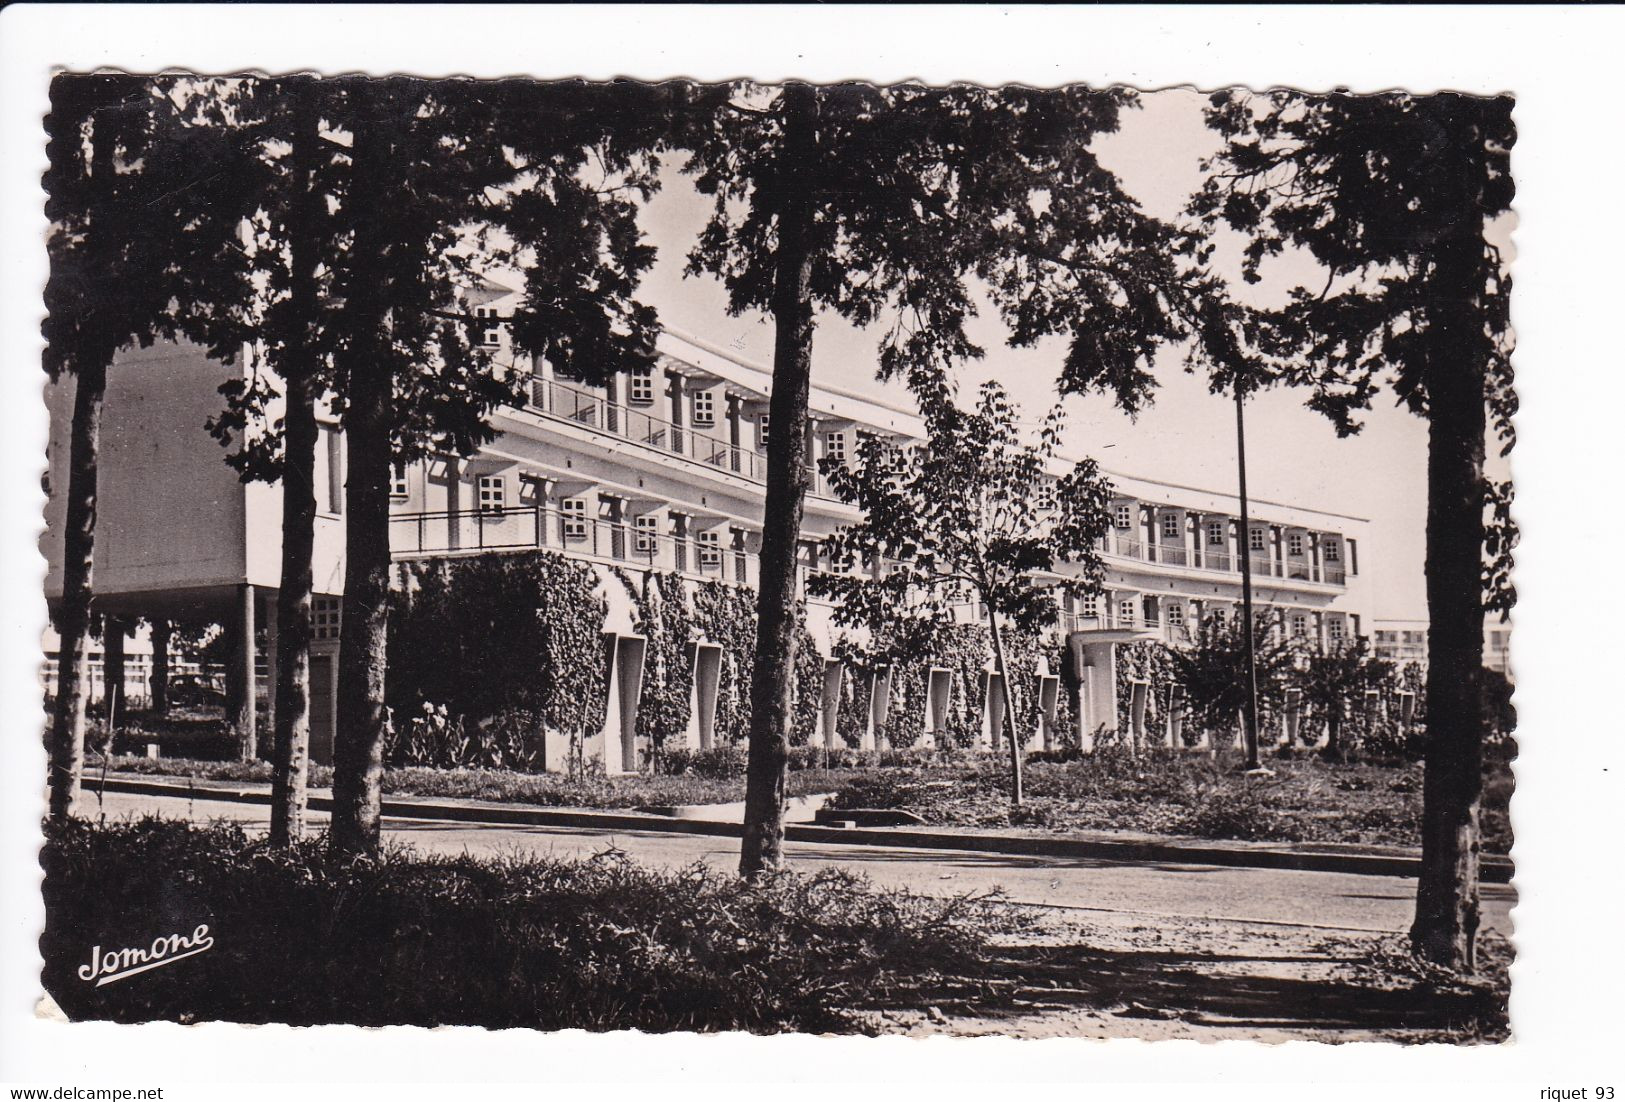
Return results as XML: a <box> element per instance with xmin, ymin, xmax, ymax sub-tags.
<box><xmin>387</xmin><ymin>551</ymin><xmax>838</xmax><ymax>771</ymax></box>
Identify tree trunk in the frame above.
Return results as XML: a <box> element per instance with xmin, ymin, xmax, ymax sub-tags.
<box><xmin>740</xmin><ymin>82</ymin><xmax>819</xmax><ymax>878</ymax></box>
<box><xmin>329</xmin><ymin>108</ymin><xmax>396</xmax><ymax>859</ymax></box>
<box><xmin>48</xmin><ymin>357</ymin><xmax>108</xmax><ymax>821</ymax></box>
<box><xmin>986</xmin><ymin>610</ymin><xmax>1025</xmax><ymax>806</ymax></box>
<box><xmin>270</xmin><ymin>82</ymin><xmax>323</xmax><ymax>848</ymax></box>
<box><xmin>150</xmin><ymin>617</ymin><xmax>170</xmax><ymax>716</ymax></box>
<box><xmin>1410</xmin><ymin>166</ymin><xmax>1491</xmax><ymax>972</ymax></box>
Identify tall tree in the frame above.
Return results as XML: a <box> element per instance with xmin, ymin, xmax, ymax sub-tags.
<box><xmin>1192</xmin><ymin>91</ymin><xmax>1516</xmax><ymax>971</ymax></box>
<box><xmin>43</xmin><ymin>74</ymin><xmax>249</xmax><ymax>820</ymax></box>
<box><xmin>320</xmin><ymin>78</ymin><xmax>662</xmax><ymax>856</ymax></box>
<box><xmin>810</xmin><ymin>381</ymin><xmax>1113</xmax><ymax>803</ymax></box>
<box><xmin>681</xmin><ymin>82</ymin><xmax>1202</xmax><ymax>875</ymax></box>
<box><xmin>202</xmin><ymin>75</ymin><xmax>346</xmax><ymax>845</ymax></box>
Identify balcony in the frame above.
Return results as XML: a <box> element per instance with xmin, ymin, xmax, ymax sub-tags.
<box><xmin>525</xmin><ymin>376</ymin><xmax>834</xmax><ymax>498</ymax></box>
<box><xmin>390</xmin><ymin>505</ymin><xmax>760</xmax><ymax>587</ymax></box>
<box><xmin>1099</xmin><ymin>532</ymin><xmax>1344</xmax><ymax>587</ymax></box>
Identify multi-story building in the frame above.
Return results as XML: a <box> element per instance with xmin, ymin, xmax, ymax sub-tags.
<box><xmin>1373</xmin><ymin>617</ymin><xmax>1513</xmax><ymax>675</ymax></box>
<box><xmin>44</xmin><ymin>280</ymin><xmax>1374</xmax><ymax>768</ymax></box>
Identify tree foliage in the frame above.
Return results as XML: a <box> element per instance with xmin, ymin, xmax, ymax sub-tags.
<box><xmin>1190</xmin><ymin>90</ymin><xmax>1517</xmax><ymax>604</ymax></box>
<box><xmin>43</xmin><ymin>73</ymin><xmax>258</xmax><ymax>819</ymax></box>
<box><xmin>1289</xmin><ymin>635</ymin><xmax>1394</xmax><ymax>759</ymax></box>
<box><xmin>1190</xmin><ymin>89</ymin><xmax>1516</xmax><ymax>971</ymax></box>
<box><xmin>1168</xmin><ymin>613</ymin><xmax>1296</xmax><ymax>740</ymax></box>
<box><xmin>811</xmin><ymin>382</ymin><xmax>1112</xmax><ymax>638</ymax></box>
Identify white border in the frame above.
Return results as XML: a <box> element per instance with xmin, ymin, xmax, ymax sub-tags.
<box><xmin>2</xmin><ymin>3</ymin><xmax>1621</xmax><ymax>1094</ymax></box>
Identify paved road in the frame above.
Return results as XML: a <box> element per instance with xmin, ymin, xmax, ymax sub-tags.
<box><xmin>93</xmin><ymin>791</ymin><xmax>1516</xmax><ymax>937</ymax></box>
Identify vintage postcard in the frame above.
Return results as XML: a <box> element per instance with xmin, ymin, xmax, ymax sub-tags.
<box><xmin>3</xmin><ymin>3</ymin><xmax>1614</xmax><ymax>1097</ymax></box>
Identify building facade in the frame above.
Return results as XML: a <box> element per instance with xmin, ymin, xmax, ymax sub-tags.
<box><xmin>44</xmin><ymin>283</ymin><xmax>1375</xmax><ymax>769</ymax></box>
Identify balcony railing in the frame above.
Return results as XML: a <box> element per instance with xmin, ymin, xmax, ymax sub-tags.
<box><xmin>525</xmin><ymin>376</ymin><xmax>836</xmax><ymax>498</ymax></box>
<box><xmin>390</xmin><ymin>505</ymin><xmax>760</xmax><ymax>587</ymax></box>
<box><xmin>1098</xmin><ymin>533</ymin><xmax>1343</xmax><ymax>587</ymax></box>
<box><xmin>529</xmin><ymin>376</ymin><xmax>765</xmax><ymax>480</ymax></box>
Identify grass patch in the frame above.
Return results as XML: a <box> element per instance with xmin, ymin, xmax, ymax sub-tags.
<box><xmin>42</xmin><ymin>818</ymin><xmax>1029</xmax><ymax>1032</ymax></box>
<box><xmin>828</xmin><ymin>750</ymin><xmax>1514</xmax><ymax>854</ymax></box>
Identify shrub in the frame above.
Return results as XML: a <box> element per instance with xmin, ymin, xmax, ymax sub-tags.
<box><xmin>42</xmin><ymin>819</ymin><xmax>1025</xmax><ymax>1032</ymax></box>
<box><xmin>657</xmin><ymin>744</ymin><xmax>748</xmax><ymax>779</ymax></box>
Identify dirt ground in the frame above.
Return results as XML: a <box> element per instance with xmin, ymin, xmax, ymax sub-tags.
<box><xmin>848</xmin><ymin>909</ymin><xmax>1512</xmax><ymax>1043</ymax></box>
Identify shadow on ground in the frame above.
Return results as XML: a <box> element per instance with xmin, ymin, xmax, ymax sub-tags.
<box><xmin>856</xmin><ymin>933</ymin><xmax>1512</xmax><ymax>1042</ymax></box>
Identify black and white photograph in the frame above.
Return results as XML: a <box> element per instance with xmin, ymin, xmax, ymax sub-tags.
<box><xmin>1</xmin><ymin>3</ymin><xmax>1621</xmax><ymax>1096</ymax></box>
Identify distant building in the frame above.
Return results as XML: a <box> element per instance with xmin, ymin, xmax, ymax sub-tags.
<box><xmin>1372</xmin><ymin>616</ymin><xmax>1513</xmax><ymax>675</ymax></box>
<box><xmin>44</xmin><ymin>283</ymin><xmax>1376</xmax><ymax>767</ymax></box>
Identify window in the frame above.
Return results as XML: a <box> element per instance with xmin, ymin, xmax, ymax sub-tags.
<box><xmin>1114</xmin><ymin>504</ymin><xmax>1133</xmax><ymax>530</ymax></box>
<box><xmin>1080</xmin><ymin>593</ymin><xmax>1099</xmax><ymax>617</ymax></box>
<box><xmin>1288</xmin><ymin>533</ymin><xmax>1304</xmax><ymax>556</ymax></box>
<box><xmin>692</xmin><ymin>389</ymin><xmax>715</xmax><ymax>425</ymax></box>
<box><xmin>1167</xmin><ymin>604</ymin><xmax>1185</xmax><ymax>626</ymax></box>
<box><xmin>1291</xmin><ymin>614</ymin><xmax>1307</xmax><ymax>637</ymax></box>
<box><xmin>758</xmin><ymin>413</ymin><xmax>770</xmax><ymax>449</ymax></box>
<box><xmin>474</xmin><ymin>307</ymin><xmax>501</xmax><ymax>348</ymax></box>
<box><xmin>627</xmin><ymin>367</ymin><xmax>655</xmax><ymax>405</ymax></box>
<box><xmin>825</xmin><ymin>430</ymin><xmax>846</xmax><ymax>463</ymax></box>
<box><xmin>1249</xmin><ymin>527</ymin><xmax>1266</xmax><ymax>552</ymax></box>
<box><xmin>477</xmin><ymin>474</ymin><xmax>505</xmax><ymax>513</ymax></box>
<box><xmin>1118</xmin><ymin>599</ymin><xmax>1137</xmax><ymax>625</ymax></box>
<box><xmin>698</xmin><ymin>529</ymin><xmax>722</xmax><ymax>567</ymax></box>
<box><xmin>635</xmin><ymin>514</ymin><xmax>658</xmax><ymax>553</ymax></box>
<box><xmin>1323</xmin><ymin>538</ymin><xmax>1340</xmax><ymax>562</ymax></box>
<box><xmin>1328</xmin><ymin>618</ymin><xmax>1345</xmax><ymax>642</ymax></box>
<box><xmin>1207</xmin><ymin>521</ymin><xmax>1225</xmax><ymax>546</ymax></box>
<box><xmin>1161</xmin><ymin>514</ymin><xmax>1180</xmax><ymax>539</ymax></box>
<box><xmin>1036</xmin><ymin>480</ymin><xmax>1057</xmax><ymax>511</ymax></box>
<box><xmin>561</xmin><ymin>498</ymin><xmax>587</xmax><ymax>540</ymax></box>
<box><xmin>389</xmin><ymin>462</ymin><xmax>409</xmax><ymax>500</ymax></box>
<box><xmin>313</xmin><ymin>596</ymin><xmax>342</xmax><ymax>641</ymax></box>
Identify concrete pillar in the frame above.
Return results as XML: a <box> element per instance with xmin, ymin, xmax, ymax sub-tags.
<box><xmin>865</xmin><ymin>667</ymin><xmax>893</xmax><ymax>750</ymax></box>
<box><xmin>684</xmin><ymin>642</ymin><xmax>722</xmax><ymax>750</ymax></box>
<box><xmin>1282</xmin><ymin>687</ymin><xmax>1303</xmax><ymax>746</ymax></box>
<box><xmin>103</xmin><ymin>615</ymin><xmax>128</xmax><ymax>729</ymax></box>
<box><xmin>1073</xmin><ymin>680</ymin><xmax>1090</xmax><ymax>752</ymax></box>
<box><xmin>1129</xmin><ymin>679</ymin><xmax>1149</xmax><ymax>753</ymax></box>
<box><xmin>982</xmin><ymin>671</ymin><xmax>1007</xmax><ymax>752</ymax></box>
<box><xmin>818</xmin><ymin>659</ymin><xmax>844</xmax><ymax>751</ymax></box>
<box><xmin>263</xmin><ymin>596</ymin><xmax>278</xmax><ymax>735</ymax></box>
<box><xmin>1364</xmin><ymin>687</ymin><xmax>1383</xmax><ymax>739</ymax></box>
<box><xmin>926</xmin><ymin>667</ymin><xmax>952</xmax><ymax>749</ymax></box>
<box><xmin>232</xmin><ymin>585</ymin><xmax>257</xmax><ymax>760</ymax></box>
<box><xmin>592</xmin><ymin>633</ymin><xmax>647</xmax><ymax>773</ymax></box>
<box><xmin>1037</xmin><ymin>674</ymin><xmax>1060</xmax><ymax>751</ymax></box>
<box><xmin>1167</xmin><ymin>684</ymin><xmax>1186</xmax><ymax>748</ymax></box>
<box><xmin>1087</xmin><ymin>645</ymin><xmax>1118</xmax><ymax>742</ymax></box>
<box><xmin>150</xmin><ymin>617</ymin><xmax>171</xmax><ymax>716</ymax></box>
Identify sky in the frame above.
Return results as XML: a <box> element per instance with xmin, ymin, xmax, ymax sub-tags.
<box><xmin>625</xmin><ymin>88</ymin><xmax>1509</xmax><ymax>623</ymax></box>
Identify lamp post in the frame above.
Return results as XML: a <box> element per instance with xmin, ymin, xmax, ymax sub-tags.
<box><xmin>1234</xmin><ymin>383</ymin><xmax>1263</xmax><ymax>771</ymax></box>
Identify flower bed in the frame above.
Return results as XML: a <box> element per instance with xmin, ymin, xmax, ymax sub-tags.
<box><xmin>826</xmin><ymin>750</ymin><xmax>1515</xmax><ymax>854</ymax></box>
